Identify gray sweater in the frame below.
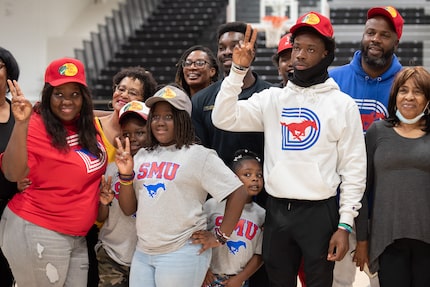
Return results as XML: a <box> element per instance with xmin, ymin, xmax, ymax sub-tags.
<box><xmin>358</xmin><ymin>120</ymin><xmax>430</xmax><ymax>273</ymax></box>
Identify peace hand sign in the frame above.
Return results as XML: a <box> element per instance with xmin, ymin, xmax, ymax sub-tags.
<box><xmin>115</xmin><ymin>137</ymin><xmax>134</xmax><ymax>176</ymax></box>
<box><xmin>232</xmin><ymin>24</ymin><xmax>258</xmax><ymax>68</ymax></box>
<box><xmin>7</xmin><ymin>79</ymin><xmax>32</xmax><ymax>122</ymax></box>
<box><xmin>99</xmin><ymin>175</ymin><xmax>115</xmax><ymax>206</ymax></box>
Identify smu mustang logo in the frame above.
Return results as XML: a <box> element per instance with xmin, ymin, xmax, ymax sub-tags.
<box><xmin>354</xmin><ymin>99</ymin><xmax>387</xmax><ymax>132</ymax></box>
<box><xmin>136</xmin><ymin>161</ymin><xmax>180</xmax><ymax>198</ymax></box>
<box><xmin>280</xmin><ymin>108</ymin><xmax>320</xmax><ymax>150</ymax></box>
<box><xmin>143</xmin><ymin>183</ymin><xmax>166</xmax><ymax>197</ymax></box>
<box><xmin>215</xmin><ymin>216</ymin><xmax>260</xmax><ymax>255</ymax></box>
<box><xmin>227</xmin><ymin>240</ymin><xmax>246</xmax><ymax>254</ymax></box>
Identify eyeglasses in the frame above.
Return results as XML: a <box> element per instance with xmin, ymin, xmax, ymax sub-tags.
<box><xmin>151</xmin><ymin>114</ymin><xmax>173</xmax><ymax>122</ymax></box>
<box><xmin>115</xmin><ymin>85</ymin><xmax>141</xmax><ymax>98</ymax></box>
<box><xmin>181</xmin><ymin>59</ymin><xmax>209</xmax><ymax>68</ymax></box>
<box><xmin>52</xmin><ymin>92</ymin><xmax>82</xmax><ymax>101</ymax></box>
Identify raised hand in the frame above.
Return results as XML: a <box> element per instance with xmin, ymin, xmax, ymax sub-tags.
<box><xmin>7</xmin><ymin>79</ymin><xmax>32</xmax><ymax>122</ymax></box>
<box><xmin>114</xmin><ymin>137</ymin><xmax>134</xmax><ymax>176</ymax></box>
<box><xmin>99</xmin><ymin>175</ymin><xmax>114</xmax><ymax>206</ymax></box>
<box><xmin>232</xmin><ymin>24</ymin><xmax>258</xmax><ymax>68</ymax></box>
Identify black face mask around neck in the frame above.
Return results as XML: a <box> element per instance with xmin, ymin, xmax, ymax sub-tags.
<box><xmin>288</xmin><ymin>52</ymin><xmax>334</xmax><ymax>88</ymax></box>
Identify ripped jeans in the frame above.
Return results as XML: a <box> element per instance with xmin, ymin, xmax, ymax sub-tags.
<box><xmin>0</xmin><ymin>207</ymin><xmax>88</xmax><ymax>287</ymax></box>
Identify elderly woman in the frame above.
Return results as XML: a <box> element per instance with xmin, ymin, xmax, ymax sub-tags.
<box><xmin>355</xmin><ymin>66</ymin><xmax>430</xmax><ymax>287</ymax></box>
<box><xmin>97</xmin><ymin>67</ymin><xmax>157</xmax><ymax>162</ymax></box>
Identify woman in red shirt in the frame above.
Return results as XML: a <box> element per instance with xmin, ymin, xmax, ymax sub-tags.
<box><xmin>0</xmin><ymin>57</ymin><xmax>107</xmax><ymax>287</ymax></box>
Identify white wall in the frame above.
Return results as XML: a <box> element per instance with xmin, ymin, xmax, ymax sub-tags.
<box><xmin>0</xmin><ymin>0</ymin><xmax>122</xmax><ymax>103</ymax></box>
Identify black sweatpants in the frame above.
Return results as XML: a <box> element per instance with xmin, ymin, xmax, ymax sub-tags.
<box><xmin>262</xmin><ymin>195</ymin><xmax>338</xmax><ymax>287</ymax></box>
<box><xmin>378</xmin><ymin>238</ymin><xmax>430</xmax><ymax>287</ymax></box>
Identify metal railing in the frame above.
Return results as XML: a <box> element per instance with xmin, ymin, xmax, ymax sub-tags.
<box><xmin>74</xmin><ymin>0</ymin><xmax>160</xmax><ymax>88</ymax></box>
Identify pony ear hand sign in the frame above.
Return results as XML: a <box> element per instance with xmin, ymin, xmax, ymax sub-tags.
<box><xmin>115</xmin><ymin>137</ymin><xmax>133</xmax><ymax>176</ymax></box>
<box><xmin>8</xmin><ymin>79</ymin><xmax>32</xmax><ymax>122</ymax></box>
<box><xmin>233</xmin><ymin>24</ymin><xmax>258</xmax><ymax>68</ymax></box>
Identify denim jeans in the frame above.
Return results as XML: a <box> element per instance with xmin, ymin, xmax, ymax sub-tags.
<box><xmin>0</xmin><ymin>207</ymin><xmax>88</xmax><ymax>287</ymax></box>
<box><xmin>130</xmin><ymin>241</ymin><xmax>211</xmax><ymax>287</ymax></box>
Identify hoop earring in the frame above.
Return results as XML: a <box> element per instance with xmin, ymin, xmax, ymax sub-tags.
<box><xmin>425</xmin><ymin>101</ymin><xmax>430</xmax><ymax>115</ymax></box>
<box><xmin>107</xmin><ymin>101</ymin><xmax>113</xmax><ymax>110</ymax></box>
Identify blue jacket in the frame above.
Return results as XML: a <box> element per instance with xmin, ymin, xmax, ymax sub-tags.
<box><xmin>330</xmin><ymin>50</ymin><xmax>402</xmax><ymax>132</ymax></box>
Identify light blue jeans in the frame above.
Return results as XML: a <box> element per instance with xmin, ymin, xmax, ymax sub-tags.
<box><xmin>130</xmin><ymin>241</ymin><xmax>211</xmax><ymax>287</ymax></box>
<box><xmin>0</xmin><ymin>207</ymin><xmax>88</xmax><ymax>287</ymax></box>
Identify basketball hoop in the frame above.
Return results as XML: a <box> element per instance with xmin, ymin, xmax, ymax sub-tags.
<box><xmin>262</xmin><ymin>15</ymin><xmax>289</xmax><ymax>48</ymax></box>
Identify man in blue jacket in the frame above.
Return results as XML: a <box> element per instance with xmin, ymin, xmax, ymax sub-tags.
<box><xmin>330</xmin><ymin>6</ymin><xmax>404</xmax><ymax>133</ymax></box>
<box><xmin>329</xmin><ymin>6</ymin><xmax>404</xmax><ymax>287</ymax></box>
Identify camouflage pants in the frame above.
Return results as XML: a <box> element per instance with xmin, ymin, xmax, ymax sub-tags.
<box><xmin>96</xmin><ymin>245</ymin><xmax>130</xmax><ymax>287</ymax></box>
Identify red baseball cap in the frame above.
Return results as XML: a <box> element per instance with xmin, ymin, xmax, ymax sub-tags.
<box><xmin>290</xmin><ymin>11</ymin><xmax>333</xmax><ymax>38</ymax></box>
<box><xmin>367</xmin><ymin>6</ymin><xmax>404</xmax><ymax>40</ymax></box>
<box><xmin>44</xmin><ymin>57</ymin><xmax>87</xmax><ymax>87</ymax></box>
<box><xmin>277</xmin><ymin>33</ymin><xmax>293</xmax><ymax>55</ymax></box>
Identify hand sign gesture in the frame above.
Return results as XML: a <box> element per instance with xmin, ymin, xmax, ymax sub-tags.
<box><xmin>232</xmin><ymin>24</ymin><xmax>258</xmax><ymax>68</ymax></box>
<box><xmin>115</xmin><ymin>136</ymin><xmax>133</xmax><ymax>176</ymax></box>
<box><xmin>7</xmin><ymin>79</ymin><xmax>32</xmax><ymax>122</ymax></box>
<box><xmin>99</xmin><ymin>175</ymin><xmax>114</xmax><ymax>206</ymax></box>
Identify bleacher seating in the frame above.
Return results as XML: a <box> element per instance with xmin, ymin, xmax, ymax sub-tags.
<box><xmin>254</xmin><ymin>33</ymin><xmax>282</xmax><ymax>84</ymax></box>
<box><xmin>333</xmin><ymin>41</ymin><xmax>423</xmax><ymax>66</ymax></box>
<box><xmin>78</xmin><ymin>0</ymin><xmax>228</xmax><ymax>107</ymax></box>
<box><xmin>76</xmin><ymin>0</ymin><xmax>429</xmax><ymax>109</ymax></box>
<box><xmin>330</xmin><ymin>7</ymin><xmax>430</xmax><ymax>25</ymax></box>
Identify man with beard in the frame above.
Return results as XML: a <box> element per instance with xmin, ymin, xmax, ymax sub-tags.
<box><xmin>329</xmin><ymin>6</ymin><xmax>404</xmax><ymax>287</ymax></box>
<box><xmin>212</xmin><ymin>12</ymin><xmax>366</xmax><ymax>287</ymax></box>
<box><xmin>330</xmin><ymin>6</ymin><xmax>404</xmax><ymax>133</ymax></box>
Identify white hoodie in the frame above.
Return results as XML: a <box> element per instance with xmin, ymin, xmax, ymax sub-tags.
<box><xmin>212</xmin><ymin>69</ymin><xmax>366</xmax><ymax>226</ymax></box>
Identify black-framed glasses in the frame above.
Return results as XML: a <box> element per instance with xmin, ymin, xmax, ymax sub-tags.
<box><xmin>181</xmin><ymin>59</ymin><xmax>209</xmax><ymax>68</ymax></box>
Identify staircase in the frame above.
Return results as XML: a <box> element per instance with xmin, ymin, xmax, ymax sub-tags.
<box><xmin>78</xmin><ymin>0</ymin><xmax>430</xmax><ymax>110</ymax></box>
<box><xmin>85</xmin><ymin>0</ymin><xmax>228</xmax><ymax>108</ymax></box>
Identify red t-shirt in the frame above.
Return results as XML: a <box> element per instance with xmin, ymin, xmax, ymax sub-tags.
<box><xmin>7</xmin><ymin>113</ymin><xmax>107</xmax><ymax>236</ymax></box>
